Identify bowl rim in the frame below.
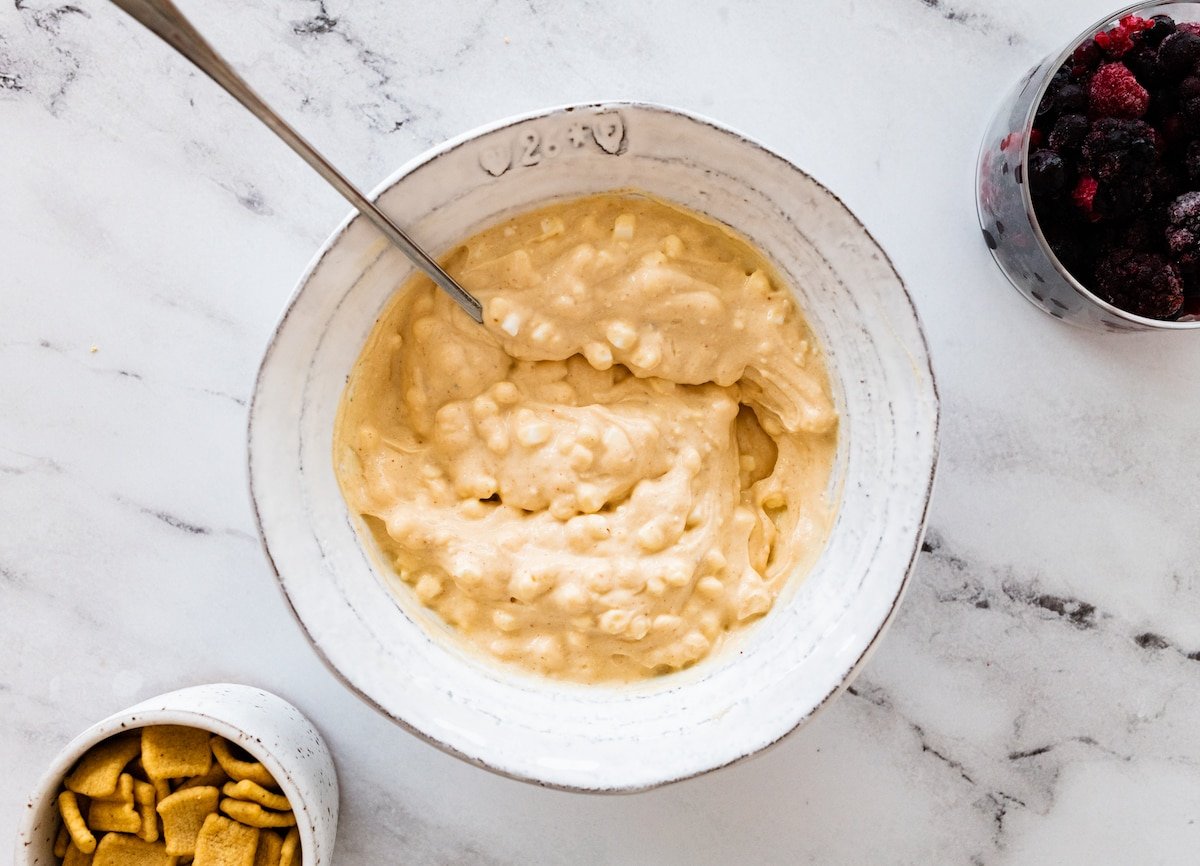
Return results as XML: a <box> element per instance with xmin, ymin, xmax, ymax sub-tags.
<box><xmin>246</xmin><ymin>99</ymin><xmax>941</xmax><ymax>792</ymax></box>
<box><xmin>14</xmin><ymin>683</ymin><xmax>329</xmax><ymax>864</ymax></box>
<box><xmin>1013</xmin><ymin>0</ymin><xmax>1200</xmax><ymax>330</ymax></box>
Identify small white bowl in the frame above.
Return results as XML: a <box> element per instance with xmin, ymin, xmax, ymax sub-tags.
<box><xmin>249</xmin><ymin>101</ymin><xmax>939</xmax><ymax>792</ymax></box>
<box><xmin>15</xmin><ymin>683</ymin><xmax>338</xmax><ymax>865</ymax></box>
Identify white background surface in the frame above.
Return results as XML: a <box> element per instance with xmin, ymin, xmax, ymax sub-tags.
<box><xmin>3</xmin><ymin>0</ymin><xmax>1199</xmax><ymax>863</ymax></box>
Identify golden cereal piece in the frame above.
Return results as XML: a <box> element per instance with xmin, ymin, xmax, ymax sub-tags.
<box><xmin>134</xmin><ymin>779</ymin><xmax>159</xmax><ymax>843</ymax></box>
<box><xmin>64</xmin><ymin>734</ymin><xmax>141</xmax><ymax>798</ymax></box>
<box><xmin>153</xmin><ymin>778</ymin><xmax>173</xmax><ymax>801</ymax></box>
<box><xmin>93</xmin><ymin>832</ymin><xmax>173</xmax><ymax>866</ymax></box>
<box><xmin>252</xmin><ymin>831</ymin><xmax>282</xmax><ymax>866</ymax></box>
<box><xmin>193</xmin><ymin>813</ymin><xmax>259</xmax><ymax>866</ymax></box>
<box><xmin>62</xmin><ymin>842</ymin><xmax>95</xmax><ymax>866</ymax></box>
<box><xmin>209</xmin><ymin>738</ymin><xmax>275</xmax><ymax>789</ymax></box>
<box><xmin>218</xmin><ymin>799</ymin><xmax>295</xmax><ymax>829</ymax></box>
<box><xmin>176</xmin><ymin>764</ymin><xmax>228</xmax><ymax>792</ymax></box>
<box><xmin>142</xmin><ymin>727</ymin><xmax>213</xmax><ymax>781</ymax></box>
<box><xmin>58</xmin><ymin>790</ymin><xmax>96</xmax><ymax>854</ymax></box>
<box><xmin>157</xmin><ymin>786</ymin><xmax>220</xmax><ymax>857</ymax></box>
<box><xmin>221</xmin><ymin>780</ymin><xmax>290</xmax><ymax>812</ymax></box>
<box><xmin>54</xmin><ymin>821</ymin><xmax>70</xmax><ymax>858</ymax></box>
<box><xmin>89</xmin><ymin>772</ymin><xmax>142</xmax><ymax>834</ymax></box>
<box><xmin>279</xmin><ymin>828</ymin><xmax>299</xmax><ymax>866</ymax></box>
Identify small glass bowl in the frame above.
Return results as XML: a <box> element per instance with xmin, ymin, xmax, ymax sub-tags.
<box><xmin>977</xmin><ymin>0</ymin><xmax>1200</xmax><ymax>332</ymax></box>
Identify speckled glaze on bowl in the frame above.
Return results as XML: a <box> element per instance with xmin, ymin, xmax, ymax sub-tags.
<box><xmin>15</xmin><ymin>684</ymin><xmax>338</xmax><ymax>865</ymax></box>
<box><xmin>248</xmin><ymin>101</ymin><xmax>939</xmax><ymax>792</ymax></box>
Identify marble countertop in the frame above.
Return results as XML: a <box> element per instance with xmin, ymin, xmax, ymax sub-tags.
<box><xmin>4</xmin><ymin>0</ymin><xmax>1199</xmax><ymax>862</ymax></box>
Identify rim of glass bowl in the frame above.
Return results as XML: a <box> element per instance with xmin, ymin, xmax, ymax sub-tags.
<box><xmin>1017</xmin><ymin>0</ymin><xmax>1200</xmax><ymax>330</ymax></box>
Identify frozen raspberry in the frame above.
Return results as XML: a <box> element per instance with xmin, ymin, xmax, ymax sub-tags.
<box><xmin>1029</xmin><ymin>149</ymin><xmax>1068</xmax><ymax>199</ymax></box>
<box><xmin>1157</xmin><ymin>31</ymin><xmax>1200</xmax><ymax>80</ymax></box>
<box><xmin>1166</xmin><ymin>191</ymin><xmax>1200</xmax><ymax>271</ymax></box>
<box><xmin>1089</xmin><ymin>63</ymin><xmax>1150</xmax><ymax>117</ymax></box>
<box><xmin>1049</xmin><ymin>113</ymin><xmax>1088</xmax><ymax>153</ymax></box>
<box><xmin>1095</xmin><ymin>16</ymin><xmax>1150</xmax><ymax>58</ymax></box>
<box><xmin>1073</xmin><ymin>175</ymin><xmax>1099</xmax><ymax>218</ymax></box>
<box><xmin>1177</xmin><ymin>21</ymin><xmax>1200</xmax><ymax>37</ymax></box>
<box><xmin>1093</xmin><ymin>249</ymin><xmax>1184</xmax><ymax>318</ymax></box>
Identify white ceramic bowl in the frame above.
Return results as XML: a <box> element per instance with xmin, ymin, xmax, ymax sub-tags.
<box><xmin>249</xmin><ymin>101</ymin><xmax>939</xmax><ymax>792</ymax></box>
<box><xmin>15</xmin><ymin>683</ymin><xmax>338</xmax><ymax>865</ymax></box>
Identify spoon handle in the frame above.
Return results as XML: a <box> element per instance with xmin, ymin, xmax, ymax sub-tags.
<box><xmin>109</xmin><ymin>0</ymin><xmax>484</xmax><ymax>323</ymax></box>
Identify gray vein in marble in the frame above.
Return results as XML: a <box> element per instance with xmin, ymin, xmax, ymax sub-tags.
<box><xmin>0</xmin><ymin>447</ymin><xmax>63</xmax><ymax>477</ymax></box>
<box><xmin>21</xmin><ymin>337</ymin><xmax>249</xmax><ymax>407</ymax></box>
<box><xmin>8</xmin><ymin>0</ymin><xmax>88</xmax><ymax>115</ymax></box>
<box><xmin>846</xmin><ymin>677</ymin><xmax>1032</xmax><ymax>854</ymax></box>
<box><xmin>922</xmin><ymin>530</ymin><xmax>1200</xmax><ymax>656</ymax></box>
<box><xmin>110</xmin><ymin>493</ymin><xmax>256</xmax><ymax>543</ymax></box>
<box><xmin>914</xmin><ymin>0</ymin><xmax>1026</xmax><ymax>46</ymax></box>
<box><xmin>923</xmin><ymin>531</ymin><xmax>1101</xmax><ymax>630</ymax></box>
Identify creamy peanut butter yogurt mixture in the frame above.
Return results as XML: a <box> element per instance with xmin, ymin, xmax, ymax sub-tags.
<box><xmin>334</xmin><ymin>194</ymin><xmax>837</xmax><ymax>682</ymax></box>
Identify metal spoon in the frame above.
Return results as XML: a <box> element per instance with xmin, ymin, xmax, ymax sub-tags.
<box><xmin>109</xmin><ymin>0</ymin><xmax>484</xmax><ymax>323</ymax></box>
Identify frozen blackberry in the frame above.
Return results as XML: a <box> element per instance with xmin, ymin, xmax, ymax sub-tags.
<box><xmin>1049</xmin><ymin>113</ymin><xmax>1089</xmax><ymax>153</ymax></box>
<box><xmin>1029</xmin><ymin>149</ymin><xmax>1069</xmax><ymax>199</ymax></box>
<box><xmin>1088</xmin><ymin>63</ymin><xmax>1150</xmax><ymax>117</ymax></box>
<box><xmin>1166</xmin><ymin>191</ymin><xmax>1200</xmax><ymax>271</ymax></box>
<box><xmin>1082</xmin><ymin>118</ymin><xmax>1158</xmax><ymax>181</ymax></box>
<box><xmin>1093</xmin><ymin>249</ymin><xmax>1184</xmax><ymax>317</ymax></box>
<box><xmin>1156</xmin><ymin>30</ymin><xmax>1200</xmax><ymax>80</ymax></box>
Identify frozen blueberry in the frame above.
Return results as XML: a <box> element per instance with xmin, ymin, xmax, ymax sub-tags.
<box><xmin>1157</xmin><ymin>30</ymin><xmax>1200</xmax><ymax>80</ymax></box>
<box><xmin>1140</xmin><ymin>15</ymin><xmax>1177</xmax><ymax>47</ymax></box>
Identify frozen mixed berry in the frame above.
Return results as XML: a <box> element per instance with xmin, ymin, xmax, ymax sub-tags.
<box><xmin>1016</xmin><ymin>13</ymin><xmax>1200</xmax><ymax>319</ymax></box>
<box><xmin>1093</xmin><ymin>249</ymin><xmax>1184</xmax><ymax>317</ymax></box>
<box><xmin>1166</xmin><ymin>191</ymin><xmax>1200</xmax><ymax>271</ymax></box>
<box><xmin>1156</xmin><ymin>30</ymin><xmax>1200</xmax><ymax>80</ymax></box>
<box><xmin>1089</xmin><ymin>63</ymin><xmax>1150</xmax><ymax>117</ymax></box>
